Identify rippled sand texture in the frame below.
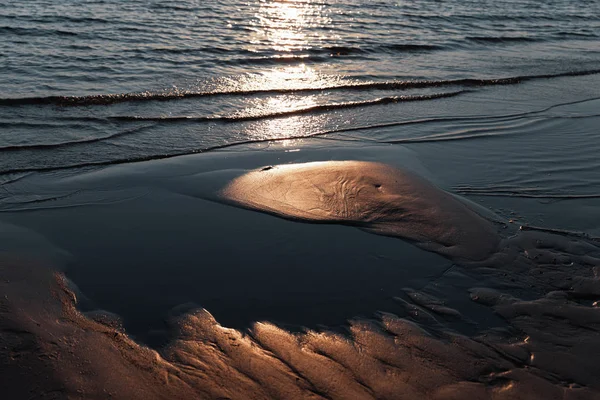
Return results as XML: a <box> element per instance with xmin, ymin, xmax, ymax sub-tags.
<box><xmin>222</xmin><ymin>161</ymin><xmax>500</xmax><ymax>261</ymax></box>
<box><xmin>2</xmin><ymin>252</ymin><xmax>600</xmax><ymax>400</ymax></box>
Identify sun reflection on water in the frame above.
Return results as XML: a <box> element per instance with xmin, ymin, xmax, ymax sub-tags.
<box><xmin>242</xmin><ymin>112</ymin><xmax>330</xmax><ymax>143</ymax></box>
<box><xmin>250</xmin><ymin>0</ymin><xmax>332</xmax><ymax>52</ymax></box>
<box><xmin>219</xmin><ymin>1</ymin><xmax>349</xmax><ymax>143</ymax></box>
<box><xmin>216</xmin><ymin>63</ymin><xmax>349</xmax><ymax>93</ymax></box>
<box><xmin>235</xmin><ymin>88</ymin><xmax>319</xmax><ymax>118</ymax></box>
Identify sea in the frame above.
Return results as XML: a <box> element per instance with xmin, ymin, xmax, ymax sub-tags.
<box><xmin>1</xmin><ymin>0</ymin><xmax>599</xmax><ymax>177</ymax></box>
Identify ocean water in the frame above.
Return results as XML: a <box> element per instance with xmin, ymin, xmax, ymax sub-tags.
<box><xmin>1</xmin><ymin>0</ymin><xmax>599</xmax><ymax>176</ymax></box>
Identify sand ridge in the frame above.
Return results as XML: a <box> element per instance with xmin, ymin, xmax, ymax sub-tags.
<box><xmin>1</xmin><ymin>256</ymin><xmax>599</xmax><ymax>399</ymax></box>
<box><xmin>222</xmin><ymin>161</ymin><xmax>501</xmax><ymax>261</ymax></box>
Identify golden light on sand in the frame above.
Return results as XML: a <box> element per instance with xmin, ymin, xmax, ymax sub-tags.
<box><xmin>221</xmin><ymin>161</ymin><xmax>501</xmax><ymax>261</ymax></box>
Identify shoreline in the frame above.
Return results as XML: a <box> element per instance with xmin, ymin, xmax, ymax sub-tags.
<box><xmin>1</xmin><ymin>73</ymin><xmax>600</xmax><ymax>398</ymax></box>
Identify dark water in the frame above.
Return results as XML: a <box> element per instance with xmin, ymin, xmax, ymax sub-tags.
<box><xmin>1</xmin><ymin>0</ymin><xmax>599</xmax><ymax>176</ymax></box>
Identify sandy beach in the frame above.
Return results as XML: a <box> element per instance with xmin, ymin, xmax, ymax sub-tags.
<box><xmin>1</xmin><ymin>71</ymin><xmax>600</xmax><ymax>398</ymax></box>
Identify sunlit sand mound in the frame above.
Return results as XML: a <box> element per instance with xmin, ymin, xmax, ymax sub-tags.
<box><xmin>222</xmin><ymin>161</ymin><xmax>500</xmax><ymax>261</ymax></box>
<box><xmin>2</xmin><ymin>259</ymin><xmax>599</xmax><ymax>400</ymax></box>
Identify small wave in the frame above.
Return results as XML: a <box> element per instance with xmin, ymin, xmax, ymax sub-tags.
<box><xmin>2</xmin><ymin>14</ymin><xmax>111</xmax><ymax>25</ymax></box>
<box><xmin>555</xmin><ymin>31</ymin><xmax>599</xmax><ymax>39</ymax></box>
<box><xmin>315</xmin><ymin>44</ymin><xmax>444</xmax><ymax>55</ymax></box>
<box><xmin>1</xmin><ymin>69</ymin><xmax>598</xmax><ymax>107</ymax></box>
<box><xmin>0</xmin><ymin>172</ymin><xmax>33</xmax><ymax>187</ymax></box>
<box><xmin>0</xmin><ymin>125</ymin><xmax>152</xmax><ymax>153</ymax></box>
<box><xmin>108</xmin><ymin>91</ymin><xmax>467</xmax><ymax>123</ymax></box>
<box><xmin>454</xmin><ymin>185</ymin><xmax>600</xmax><ymax>200</ymax></box>
<box><xmin>0</xmin><ymin>25</ymin><xmax>79</xmax><ymax>37</ymax></box>
<box><xmin>201</xmin><ymin>44</ymin><xmax>443</xmax><ymax>67</ymax></box>
<box><xmin>149</xmin><ymin>3</ymin><xmax>197</xmax><ymax>11</ymax></box>
<box><xmin>0</xmin><ymin>129</ymin><xmax>355</xmax><ymax>176</ymax></box>
<box><xmin>143</xmin><ymin>43</ymin><xmax>443</xmax><ymax>57</ymax></box>
<box><xmin>465</xmin><ymin>32</ymin><xmax>599</xmax><ymax>44</ymax></box>
<box><xmin>319</xmin><ymin>95</ymin><xmax>600</xmax><ymax>144</ymax></box>
<box><xmin>465</xmin><ymin>35</ymin><xmax>540</xmax><ymax>44</ymax></box>
<box><xmin>0</xmin><ymin>92</ymin><xmax>593</xmax><ymax>176</ymax></box>
<box><xmin>0</xmin><ymin>191</ymin><xmax>83</xmax><ymax>208</ymax></box>
<box><xmin>378</xmin><ymin>43</ymin><xmax>445</xmax><ymax>53</ymax></box>
<box><xmin>227</xmin><ymin>55</ymin><xmax>332</xmax><ymax>67</ymax></box>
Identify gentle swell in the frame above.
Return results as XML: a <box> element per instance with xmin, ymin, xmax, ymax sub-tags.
<box><xmin>0</xmin><ymin>25</ymin><xmax>79</xmax><ymax>37</ymax></box>
<box><xmin>0</xmin><ymin>93</ymin><xmax>465</xmax><ymax>156</ymax></box>
<box><xmin>152</xmin><ymin>44</ymin><xmax>444</xmax><ymax>57</ymax></box>
<box><xmin>454</xmin><ymin>185</ymin><xmax>600</xmax><ymax>200</ymax></box>
<box><xmin>0</xmin><ymin>125</ymin><xmax>152</xmax><ymax>153</ymax></box>
<box><xmin>1</xmin><ymin>69</ymin><xmax>598</xmax><ymax>107</ymax></box>
<box><xmin>465</xmin><ymin>32</ymin><xmax>599</xmax><ymax>43</ymax></box>
<box><xmin>2</xmin><ymin>96</ymin><xmax>599</xmax><ymax>176</ymax></box>
<box><xmin>107</xmin><ymin>92</ymin><xmax>467</xmax><ymax>123</ymax></box>
<box><xmin>465</xmin><ymin>35</ymin><xmax>540</xmax><ymax>44</ymax></box>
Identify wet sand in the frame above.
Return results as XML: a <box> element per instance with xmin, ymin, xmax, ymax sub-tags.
<box><xmin>2</xmin><ymin>75</ymin><xmax>600</xmax><ymax>399</ymax></box>
<box><xmin>2</xmin><ymin>257</ymin><xmax>599</xmax><ymax>400</ymax></box>
<box><xmin>222</xmin><ymin>160</ymin><xmax>500</xmax><ymax>261</ymax></box>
